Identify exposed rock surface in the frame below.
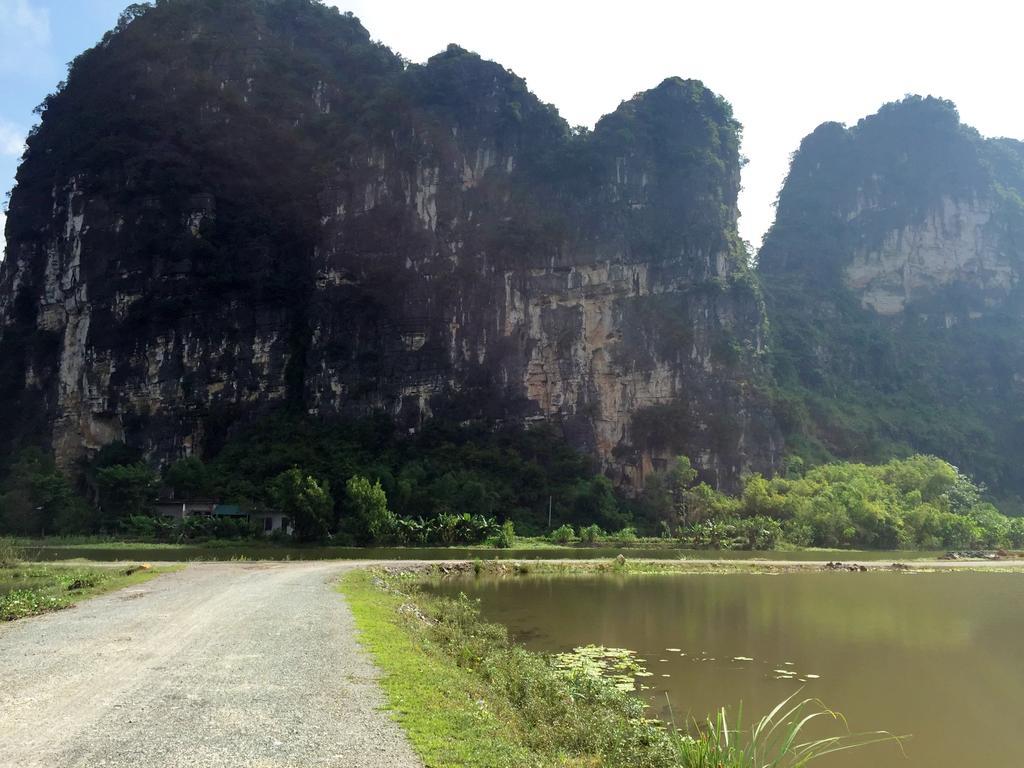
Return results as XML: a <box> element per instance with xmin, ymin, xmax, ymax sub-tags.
<box><xmin>0</xmin><ymin>0</ymin><xmax>776</xmax><ymax>490</ymax></box>
<box><xmin>844</xmin><ymin>196</ymin><xmax>1015</xmax><ymax>316</ymax></box>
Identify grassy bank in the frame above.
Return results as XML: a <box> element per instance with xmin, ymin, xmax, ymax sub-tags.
<box><xmin>341</xmin><ymin>569</ymin><xmax>896</xmax><ymax>767</ymax></box>
<box><xmin>0</xmin><ymin>552</ymin><xmax>177</xmax><ymax>621</ymax></box>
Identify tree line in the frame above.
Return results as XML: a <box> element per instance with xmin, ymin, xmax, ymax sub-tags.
<box><xmin>0</xmin><ymin>414</ymin><xmax>1020</xmax><ymax>550</ymax></box>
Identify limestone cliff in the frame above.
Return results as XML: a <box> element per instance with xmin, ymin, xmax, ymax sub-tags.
<box><xmin>0</xmin><ymin>0</ymin><xmax>777</xmax><ymax>489</ymax></box>
<box><xmin>758</xmin><ymin>96</ymin><xmax>1024</xmax><ymax>496</ymax></box>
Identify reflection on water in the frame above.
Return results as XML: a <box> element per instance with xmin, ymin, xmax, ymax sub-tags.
<box><xmin>430</xmin><ymin>573</ymin><xmax>1024</xmax><ymax>768</ymax></box>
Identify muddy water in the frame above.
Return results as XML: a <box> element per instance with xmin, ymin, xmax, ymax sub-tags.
<box><xmin>431</xmin><ymin>572</ymin><xmax>1024</xmax><ymax>768</ymax></box>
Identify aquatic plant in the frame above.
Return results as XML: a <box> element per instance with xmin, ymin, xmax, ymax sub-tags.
<box><xmin>552</xmin><ymin>644</ymin><xmax>647</xmax><ymax>692</ymax></box>
<box><xmin>668</xmin><ymin>691</ymin><xmax>904</xmax><ymax>768</ymax></box>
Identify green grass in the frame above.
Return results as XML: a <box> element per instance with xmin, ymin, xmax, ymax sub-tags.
<box><xmin>340</xmin><ymin>571</ymin><xmax>537</xmax><ymax>767</ymax></box>
<box><xmin>0</xmin><ymin>562</ymin><xmax>179</xmax><ymax>621</ymax></box>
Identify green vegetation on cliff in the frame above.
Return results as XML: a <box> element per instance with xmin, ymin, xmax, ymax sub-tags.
<box><xmin>758</xmin><ymin>96</ymin><xmax>1024</xmax><ymax>503</ymax></box>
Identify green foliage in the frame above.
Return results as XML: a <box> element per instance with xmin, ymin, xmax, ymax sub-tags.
<box><xmin>120</xmin><ymin>513</ymin><xmax>256</xmax><ymax>542</ymax></box>
<box><xmin>671</xmin><ymin>692</ymin><xmax>901</xmax><ymax>768</ymax></box>
<box><xmin>549</xmin><ymin>523</ymin><xmax>575</xmax><ymax>544</ymax></box>
<box><xmin>733</xmin><ymin>516</ymin><xmax>783</xmax><ymax>551</ymax></box>
<box><xmin>1008</xmin><ymin>517</ymin><xmax>1024</xmax><ymax>549</ymax></box>
<box><xmin>345</xmin><ymin>475</ymin><xmax>395</xmax><ymax>543</ymax></box>
<box><xmin>570</xmin><ymin>475</ymin><xmax>630</xmax><ymax>532</ymax></box>
<box><xmin>639</xmin><ymin>456</ymin><xmax>704</xmax><ymax>533</ymax></box>
<box><xmin>579</xmin><ymin>523</ymin><xmax>605</xmax><ymax>545</ymax></box>
<box><xmin>0</xmin><ymin>564</ymin><xmax>163</xmax><ymax>621</ymax></box>
<box><xmin>492</xmin><ymin>520</ymin><xmax>516</xmax><ymax>549</ymax></box>
<box><xmin>96</xmin><ymin>463</ymin><xmax>157</xmax><ymax>526</ymax></box>
<box><xmin>611</xmin><ymin>526</ymin><xmax>638</xmax><ymax>544</ymax></box>
<box><xmin>268</xmin><ymin>468</ymin><xmax>333</xmax><ymax>541</ymax></box>
<box><xmin>0</xmin><ymin>538</ymin><xmax>20</xmax><ymax>567</ymax></box>
<box><xmin>164</xmin><ymin>457</ymin><xmax>210</xmax><ymax>499</ymax></box>
<box><xmin>0</xmin><ymin>449</ymin><xmax>93</xmax><ymax>535</ymax></box>
<box><xmin>201</xmin><ymin>413</ymin><xmax>612</xmax><ymax>537</ymax></box>
<box><xmin>392</xmin><ymin>513</ymin><xmax>497</xmax><ymax>547</ymax></box>
<box><xmin>759</xmin><ymin>96</ymin><xmax>1024</xmax><ymax>499</ymax></box>
<box><xmin>413</xmin><ymin>587</ymin><xmax>678</xmax><ymax>766</ymax></box>
<box><xmin>644</xmin><ymin>452</ymin><xmax>1018</xmax><ymax>551</ymax></box>
<box><xmin>731</xmin><ymin>455</ymin><xmax>1011</xmax><ymax>550</ymax></box>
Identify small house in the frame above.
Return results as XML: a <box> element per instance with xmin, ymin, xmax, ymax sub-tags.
<box><xmin>154</xmin><ymin>498</ymin><xmax>291</xmax><ymax>536</ymax></box>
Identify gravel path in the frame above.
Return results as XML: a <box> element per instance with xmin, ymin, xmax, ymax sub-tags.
<box><xmin>0</xmin><ymin>562</ymin><xmax>423</xmax><ymax>768</ymax></box>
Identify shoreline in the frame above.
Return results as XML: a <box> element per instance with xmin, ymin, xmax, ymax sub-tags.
<box><xmin>21</xmin><ymin>556</ymin><xmax>1024</xmax><ymax>574</ymax></box>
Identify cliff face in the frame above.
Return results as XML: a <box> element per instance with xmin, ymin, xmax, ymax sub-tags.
<box><xmin>759</xmin><ymin>96</ymin><xmax>1024</xmax><ymax>495</ymax></box>
<box><xmin>0</xmin><ymin>0</ymin><xmax>777</xmax><ymax>490</ymax></box>
<box><xmin>843</xmin><ymin>196</ymin><xmax>1015</xmax><ymax>316</ymax></box>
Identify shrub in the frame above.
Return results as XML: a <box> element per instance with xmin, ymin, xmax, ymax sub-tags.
<box><xmin>549</xmin><ymin>524</ymin><xmax>575</xmax><ymax>544</ymax></box>
<box><xmin>612</xmin><ymin>526</ymin><xmax>638</xmax><ymax>544</ymax></box>
<box><xmin>492</xmin><ymin>520</ymin><xmax>515</xmax><ymax>549</ymax></box>
<box><xmin>122</xmin><ymin>514</ymin><xmax>174</xmax><ymax>540</ymax></box>
<box><xmin>346</xmin><ymin>475</ymin><xmax>396</xmax><ymax>543</ymax></box>
<box><xmin>0</xmin><ymin>538</ymin><xmax>20</xmax><ymax>567</ymax></box>
<box><xmin>579</xmin><ymin>523</ymin><xmax>604</xmax><ymax>545</ymax></box>
<box><xmin>735</xmin><ymin>515</ymin><xmax>783</xmax><ymax>550</ymax></box>
<box><xmin>1008</xmin><ymin>517</ymin><xmax>1024</xmax><ymax>549</ymax></box>
<box><xmin>269</xmin><ymin>468</ymin><xmax>333</xmax><ymax>541</ymax></box>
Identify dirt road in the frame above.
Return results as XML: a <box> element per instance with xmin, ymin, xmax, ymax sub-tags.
<box><xmin>0</xmin><ymin>562</ymin><xmax>422</xmax><ymax>768</ymax></box>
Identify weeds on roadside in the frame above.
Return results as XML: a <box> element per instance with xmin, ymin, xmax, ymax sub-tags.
<box><xmin>0</xmin><ymin>565</ymin><xmax>156</xmax><ymax>621</ymax></box>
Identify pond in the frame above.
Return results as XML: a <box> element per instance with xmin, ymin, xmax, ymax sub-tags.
<box><xmin>23</xmin><ymin>544</ymin><xmax>942</xmax><ymax>562</ymax></box>
<box><xmin>430</xmin><ymin>572</ymin><xmax>1024</xmax><ymax>768</ymax></box>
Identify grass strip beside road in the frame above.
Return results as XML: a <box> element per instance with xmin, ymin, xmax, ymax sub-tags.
<box><xmin>0</xmin><ymin>563</ymin><xmax>180</xmax><ymax>621</ymax></box>
<box><xmin>340</xmin><ymin>569</ymin><xmax>536</xmax><ymax>767</ymax></box>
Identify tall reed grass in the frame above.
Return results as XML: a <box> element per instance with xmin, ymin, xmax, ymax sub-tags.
<box><xmin>668</xmin><ymin>691</ymin><xmax>905</xmax><ymax>768</ymax></box>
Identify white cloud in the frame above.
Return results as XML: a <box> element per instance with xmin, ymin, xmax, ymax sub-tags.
<box><xmin>0</xmin><ymin>0</ymin><xmax>52</xmax><ymax>73</ymax></box>
<box><xmin>0</xmin><ymin>119</ymin><xmax>26</xmax><ymax>158</ymax></box>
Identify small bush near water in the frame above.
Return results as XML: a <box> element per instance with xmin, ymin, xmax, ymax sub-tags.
<box><xmin>0</xmin><ymin>538</ymin><xmax>20</xmax><ymax>567</ymax></box>
<box><xmin>345</xmin><ymin>570</ymin><xmax>899</xmax><ymax>768</ymax></box>
<box><xmin>549</xmin><ymin>523</ymin><xmax>575</xmax><ymax>544</ymax></box>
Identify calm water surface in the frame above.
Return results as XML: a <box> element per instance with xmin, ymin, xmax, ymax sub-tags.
<box><xmin>431</xmin><ymin>572</ymin><xmax>1024</xmax><ymax>768</ymax></box>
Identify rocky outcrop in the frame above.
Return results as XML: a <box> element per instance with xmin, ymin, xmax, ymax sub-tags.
<box><xmin>0</xmin><ymin>0</ymin><xmax>776</xmax><ymax>490</ymax></box>
<box><xmin>844</xmin><ymin>196</ymin><xmax>1015</xmax><ymax>316</ymax></box>
<box><xmin>758</xmin><ymin>96</ymin><xmax>1024</xmax><ymax>494</ymax></box>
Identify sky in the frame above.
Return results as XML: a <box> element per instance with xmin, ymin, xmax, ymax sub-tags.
<box><xmin>2</xmin><ymin>0</ymin><xmax>1023</xmax><ymax>257</ymax></box>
